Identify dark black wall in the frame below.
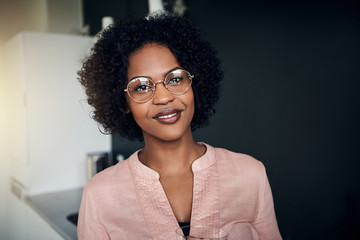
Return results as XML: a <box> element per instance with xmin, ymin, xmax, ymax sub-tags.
<box><xmin>186</xmin><ymin>1</ymin><xmax>360</xmax><ymax>239</ymax></box>
<box><xmin>84</xmin><ymin>1</ymin><xmax>360</xmax><ymax>239</ymax></box>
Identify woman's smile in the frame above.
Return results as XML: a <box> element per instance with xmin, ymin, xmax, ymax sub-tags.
<box><xmin>153</xmin><ymin>108</ymin><xmax>182</xmax><ymax>124</ymax></box>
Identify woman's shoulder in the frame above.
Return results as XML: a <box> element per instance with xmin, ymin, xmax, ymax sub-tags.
<box><xmin>207</xmin><ymin>144</ymin><xmax>268</xmax><ymax>187</ymax></box>
<box><xmin>83</xmin><ymin>159</ymin><xmax>132</xmax><ymax>194</ymax></box>
<box><xmin>207</xmin><ymin>144</ymin><xmax>266</xmax><ymax>174</ymax></box>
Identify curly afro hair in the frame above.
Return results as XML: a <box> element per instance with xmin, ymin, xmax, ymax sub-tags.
<box><xmin>78</xmin><ymin>12</ymin><xmax>223</xmax><ymax>141</ymax></box>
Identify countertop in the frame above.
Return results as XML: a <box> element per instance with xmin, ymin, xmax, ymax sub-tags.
<box><xmin>25</xmin><ymin>188</ymin><xmax>82</xmax><ymax>240</ymax></box>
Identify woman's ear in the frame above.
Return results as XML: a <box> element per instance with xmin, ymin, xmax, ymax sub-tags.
<box><xmin>124</xmin><ymin>103</ymin><xmax>131</xmax><ymax>114</ymax></box>
<box><xmin>124</xmin><ymin>96</ymin><xmax>131</xmax><ymax>114</ymax></box>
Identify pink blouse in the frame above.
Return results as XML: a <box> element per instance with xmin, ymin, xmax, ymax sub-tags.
<box><xmin>78</xmin><ymin>143</ymin><xmax>282</xmax><ymax>239</ymax></box>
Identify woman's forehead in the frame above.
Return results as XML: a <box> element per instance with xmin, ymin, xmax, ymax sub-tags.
<box><xmin>127</xmin><ymin>44</ymin><xmax>180</xmax><ymax>80</ymax></box>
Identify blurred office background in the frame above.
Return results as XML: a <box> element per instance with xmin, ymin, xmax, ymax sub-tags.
<box><xmin>1</xmin><ymin>0</ymin><xmax>359</xmax><ymax>239</ymax></box>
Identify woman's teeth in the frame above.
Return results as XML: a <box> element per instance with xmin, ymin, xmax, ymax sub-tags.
<box><xmin>158</xmin><ymin>113</ymin><xmax>177</xmax><ymax>119</ymax></box>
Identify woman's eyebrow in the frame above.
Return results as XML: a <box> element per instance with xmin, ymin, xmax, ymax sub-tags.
<box><xmin>128</xmin><ymin>67</ymin><xmax>182</xmax><ymax>81</ymax></box>
<box><xmin>164</xmin><ymin>66</ymin><xmax>182</xmax><ymax>76</ymax></box>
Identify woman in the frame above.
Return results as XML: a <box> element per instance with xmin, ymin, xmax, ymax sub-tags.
<box><xmin>77</xmin><ymin>13</ymin><xmax>282</xmax><ymax>240</ymax></box>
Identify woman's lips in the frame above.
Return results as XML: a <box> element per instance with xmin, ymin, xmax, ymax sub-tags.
<box><xmin>153</xmin><ymin>109</ymin><xmax>182</xmax><ymax>124</ymax></box>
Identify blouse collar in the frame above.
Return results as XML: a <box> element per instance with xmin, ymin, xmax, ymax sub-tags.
<box><xmin>128</xmin><ymin>142</ymin><xmax>215</xmax><ymax>180</ymax></box>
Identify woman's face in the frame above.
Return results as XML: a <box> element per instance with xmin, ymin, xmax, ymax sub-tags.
<box><xmin>126</xmin><ymin>43</ymin><xmax>195</xmax><ymax>142</ymax></box>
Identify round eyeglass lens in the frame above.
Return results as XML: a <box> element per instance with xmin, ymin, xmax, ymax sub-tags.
<box><xmin>126</xmin><ymin>70</ymin><xmax>193</xmax><ymax>103</ymax></box>
<box><xmin>127</xmin><ymin>77</ymin><xmax>155</xmax><ymax>102</ymax></box>
<box><xmin>165</xmin><ymin>70</ymin><xmax>192</xmax><ymax>95</ymax></box>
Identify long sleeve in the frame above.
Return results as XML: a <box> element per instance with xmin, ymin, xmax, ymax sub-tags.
<box><xmin>252</xmin><ymin>166</ymin><xmax>282</xmax><ymax>240</ymax></box>
<box><xmin>77</xmin><ymin>182</ymin><xmax>110</xmax><ymax>240</ymax></box>
<box><xmin>215</xmin><ymin>146</ymin><xmax>282</xmax><ymax>240</ymax></box>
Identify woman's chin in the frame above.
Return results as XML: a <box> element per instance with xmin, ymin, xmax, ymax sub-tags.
<box><xmin>143</xmin><ymin>127</ymin><xmax>192</xmax><ymax>143</ymax></box>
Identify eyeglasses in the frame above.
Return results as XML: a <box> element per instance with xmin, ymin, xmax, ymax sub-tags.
<box><xmin>124</xmin><ymin>69</ymin><xmax>194</xmax><ymax>103</ymax></box>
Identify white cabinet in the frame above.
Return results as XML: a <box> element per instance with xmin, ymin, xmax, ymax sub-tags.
<box><xmin>4</xmin><ymin>32</ymin><xmax>110</xmax><ymax>195</ymax></box>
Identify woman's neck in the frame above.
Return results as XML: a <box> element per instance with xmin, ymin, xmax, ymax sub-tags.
<box><xmin>139</xmin><ymin>131</ymin><xmax>205</xmax><ymax>176</ymax></box>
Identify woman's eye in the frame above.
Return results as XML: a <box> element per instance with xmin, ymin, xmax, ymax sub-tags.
<box><xmin>167</xmin><ymin>77</ymin><xmax>183</xmax><ymax>85</ymax></box>
<box><xmin>134</xmin><ymin>84</ymin><xmax>150</xmax><ymax>92</ymax></box>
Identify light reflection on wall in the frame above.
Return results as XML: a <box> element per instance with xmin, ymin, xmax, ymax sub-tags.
<box><xmin>0</xmin><ymin>43</ymin><xmax>10</xmax><ymax>239</ymax></box>
<box><xmin>0</xmin><ymin>1</ymin><xmax>83</xmax><ymax>238</ymax></box>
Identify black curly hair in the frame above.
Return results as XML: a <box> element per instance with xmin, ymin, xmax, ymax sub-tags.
<box><xmin>78</xmin><ymin>12</ymin><xmax>223</xmax><ymax>141</ymax></box>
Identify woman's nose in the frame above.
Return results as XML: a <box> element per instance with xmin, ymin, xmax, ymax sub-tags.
<box><xmin>152</xmin><ymin>81</ymin><xmax>175</xmax><ymax>105</ymax></box>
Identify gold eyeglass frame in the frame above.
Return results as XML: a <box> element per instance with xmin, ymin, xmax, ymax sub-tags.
<box><xmin>124</xmin><ymin>69</ymin><xmax>194</xmax><ymax>103</ymax></box>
